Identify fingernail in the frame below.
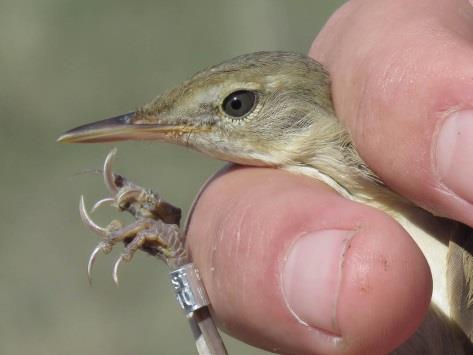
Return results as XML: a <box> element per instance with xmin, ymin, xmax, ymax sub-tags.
<box><xmin>435</xmin><ymin>110</ymin><xmax>473</xmax><ymax>204</ymax></box>
<box><xmin>282</xmin><ymin>229</ymin><xmax>354</xmax><ymax>335</ymax></box>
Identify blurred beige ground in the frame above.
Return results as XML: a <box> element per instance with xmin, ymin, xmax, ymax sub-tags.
<box><xmin>0</xmin><ymin>1</ymin><xmax>344</xmax><ymax>354</ymax></box>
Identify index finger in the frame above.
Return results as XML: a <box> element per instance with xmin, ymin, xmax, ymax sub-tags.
<box><xmin>310</xmin><ymin>0</ymin><xmax>473</xmax><ymax>227</ymax></box>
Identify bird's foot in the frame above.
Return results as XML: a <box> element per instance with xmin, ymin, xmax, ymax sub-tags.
<box><xmin>79</xmin><ymin>149</ymin><xmax>186</xmax><ymax>284</ymax></box>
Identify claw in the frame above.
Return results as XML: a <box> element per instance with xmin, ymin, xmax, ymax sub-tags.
<box><xmin>79</xmin><ymin>196</ymin><xmax>108</xmax><ymax>237</ymax></box>
<box><xmin>112</xmin><ymin>255</ymin><xmax>124</xmax><ymax>286</ymax></box>
<box><xmin>80</xmin><ymin>148</ymin><xmax>185</xmax><ymax>285</ymax></box>
<box><xmin>116</xmin><ymin>188</ymin><xmax>143</xmax><ymax>207</ymax></box>
<box><xmin>87</xmin><ymin>243</ymin><xmax>104</xmax><ymax>285</ymax></box>
<box><xmin>104</xmin><ymin>148</ymin><xmax>119</xmax><ymax>194</ymax></box>
<box><xmin>91</xmin><ymin>197</ymin><xmax>115</xmax><ymax>213</ymax></box>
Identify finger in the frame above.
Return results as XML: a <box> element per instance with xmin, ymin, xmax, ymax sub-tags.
<box><xmin>310</xmin><ymin>0</ymin><xmax>473</xmax><ymax>227</ymax></box>
<box><xmin>186</xmin><ymin>167</ymin><xmax>431</xmax><ymax>355</ymax></box>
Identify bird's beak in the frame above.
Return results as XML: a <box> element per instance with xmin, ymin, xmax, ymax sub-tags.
<box><xmin>57</xmin><ymin>112</ymin><xmax>196</xmax><ymax>143</ymax></box>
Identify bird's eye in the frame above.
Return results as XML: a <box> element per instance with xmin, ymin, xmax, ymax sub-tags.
<box><xmin>222</xmin><ymin>90</ymin><xmax>257</xmax><ymax>118</ymax></box>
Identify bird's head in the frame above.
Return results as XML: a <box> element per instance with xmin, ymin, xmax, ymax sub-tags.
<box><xmin>59</xmin><ymin>51</ymin><xmax>339</xmax><ymax>167</ymax></box>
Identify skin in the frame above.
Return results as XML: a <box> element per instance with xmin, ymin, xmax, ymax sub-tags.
<box><xmin>185</xmin><ymin>0</ymin><xmax>473</xmax><ymax>354</ymax></box>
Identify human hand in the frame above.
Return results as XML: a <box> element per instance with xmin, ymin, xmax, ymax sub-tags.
<box><xmin>186</xmin><ymin>0</ymin><xmax>473</xmax><ymax>354</ymax></box>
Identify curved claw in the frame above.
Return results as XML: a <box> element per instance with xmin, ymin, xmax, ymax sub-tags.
<box><xmin>112</xmin><ymin>255</ymin><xmax>124</xmax><ymax>286</ymax></box>
<box><xmin>87</xmin><ymin>243</ymin><xmax>104</xmax><ymax>285</ymax></box>
<box><xmin>116</xmin><ymin>188</ymin><xmax>143</xmax><ymax>207</ymax></box>
<box><xmin>91</xmin><ymin>197</ymin><xmax>116</xmax><ymax>213</ymax></box>
<box><xmin>79</xmin><ymin>196</ymin><xmax>108</xmax><ymax>237</ymax></box>
<box><xmin>104</xmin><ymin>148</ymin><xmax>119</xmax><ymax>194</ymax></box>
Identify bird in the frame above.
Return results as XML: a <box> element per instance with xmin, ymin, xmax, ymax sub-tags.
<box><xmin>58</xmin><ymin>51</ymin><xmax>472</xmax><ymax>354</ymax></box>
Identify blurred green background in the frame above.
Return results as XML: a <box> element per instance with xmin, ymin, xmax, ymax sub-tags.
<box><xmin>0</xmin><ymin>1</ymin><xmax>344</xmax><ymax>354</ymax></box>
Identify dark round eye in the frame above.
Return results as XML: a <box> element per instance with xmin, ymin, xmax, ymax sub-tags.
<box><xmin>222</xmin><ymin>90</ymin><xmax>257</xmax><ymax>118</ymax></box>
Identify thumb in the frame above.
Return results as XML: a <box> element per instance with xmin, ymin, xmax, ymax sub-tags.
<box><xmin>186</xmin><ymin>166</ymin><xmax>431</xmax><ymax>354</ymax></box>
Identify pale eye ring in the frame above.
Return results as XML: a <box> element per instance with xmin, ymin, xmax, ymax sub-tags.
<box><xmin>221</xmin><ymin>90</ymin><xmax>257</xmax><ymax>118</ymax></box>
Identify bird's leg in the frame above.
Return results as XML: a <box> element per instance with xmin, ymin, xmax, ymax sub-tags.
<box><xmin>101</xmin><ymin>148</ymin><xmax>182</xmax><ymax>225</ymax></box>
<box><xmin>80</xmin><ymin>149</ymin><xmax>187</xmax><ymax>284</ymax></box>
<box><xmin>107</xmin><ymin>219</ymin><xmax>182</xmax><ymax>284</ymax></box>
